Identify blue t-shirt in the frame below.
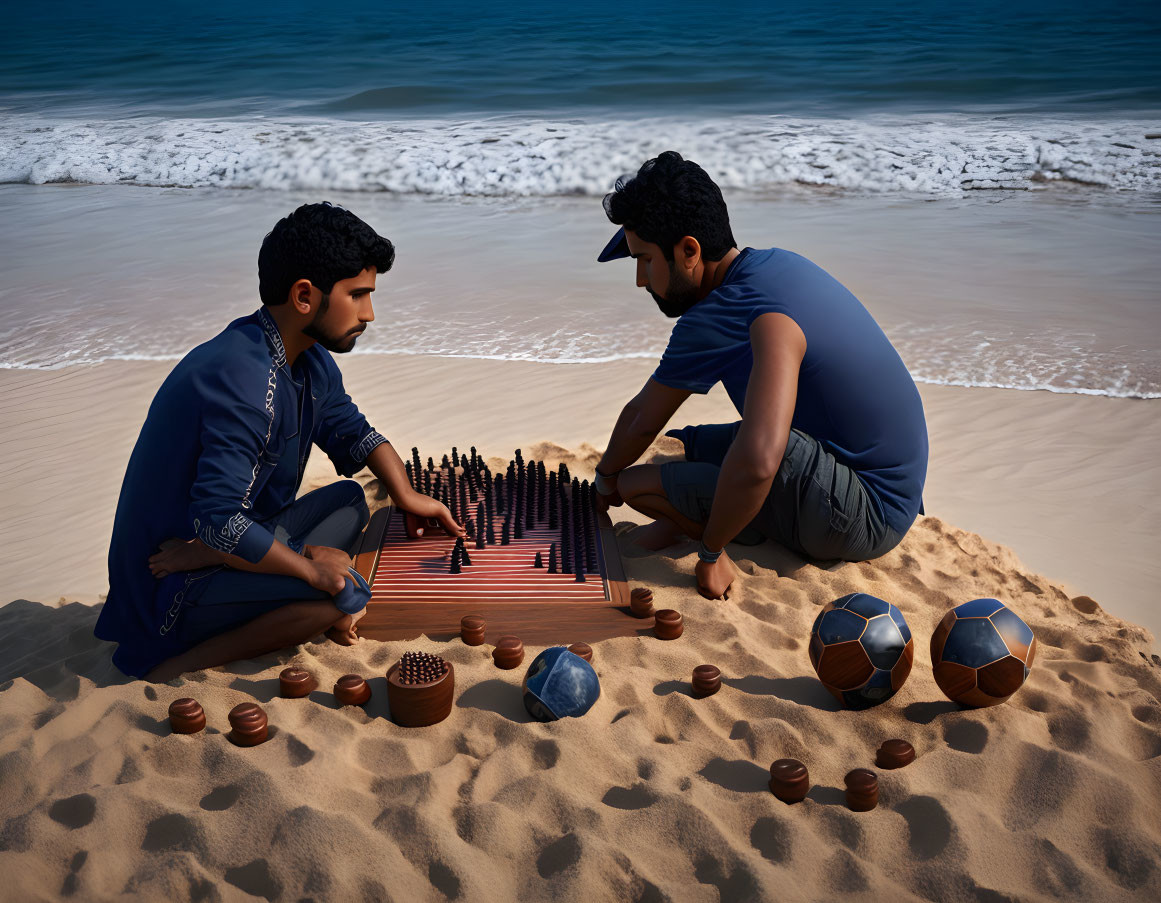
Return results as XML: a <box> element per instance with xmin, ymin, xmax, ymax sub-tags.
<box><xmin>653</xmin><ymin>248</ymin><xmax>927</xmax><ymax>535</ymax></box>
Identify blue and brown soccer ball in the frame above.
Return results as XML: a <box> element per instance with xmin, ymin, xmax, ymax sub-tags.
<box><xmin>809</xmin><ymin>593</ymin><xmax>915</xmax><ymax>709</ymax></box>
<box><xmin>522</xmin><ymin>647</ymin><xmax>601</xmax><ymax>722</ymax></box>
<box><xmin>930</xmin><ymin>598</ymin><xmax>1037</xmax><ymax>707</ymax></box>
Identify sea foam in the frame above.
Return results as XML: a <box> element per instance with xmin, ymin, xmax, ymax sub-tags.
<box><xmin>1</xmin><ymin>113</ymin><xmax>1158</xmax><ymax>196</ymax></box>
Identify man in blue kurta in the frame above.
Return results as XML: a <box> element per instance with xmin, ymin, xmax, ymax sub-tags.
<box><xmin>592</xmin><ymin>153</ymin><xmax>928</xmax><ymax>600</ymax></box>
<box><xmin>96</xmin><ymin>203</ymin><xmax>463</xmax><ymax>680</ymax></box>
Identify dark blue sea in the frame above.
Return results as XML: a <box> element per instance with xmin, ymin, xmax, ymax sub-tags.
<box><xmin>2</xmin><ymin>0</ymin><xmax>1159</xmax><ymax>195</ymax></box>
<box><xmin>1</xmin><ymin>1</ymin><xmax>1158</xmax><ymax>398</ymax></box>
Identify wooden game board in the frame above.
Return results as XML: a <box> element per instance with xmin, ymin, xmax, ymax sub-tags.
<box><xmin>353</xmin><ymin>504</ymin><xmax>648</xmax><ymax>644</ymax></box>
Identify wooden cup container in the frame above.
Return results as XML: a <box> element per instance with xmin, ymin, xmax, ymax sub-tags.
<box><xmin>168</xmin><ymin>698</ymin><xmax>206</xmax><ymax>734</ymax></box>
<box><xmin>227</xmin><ymin>702</ymin><xmax>268</xmax><ymax>747</ymax></box>
<box><xmin>845</xmin><ymin>768</ymin><xmax>879</xmax><ymax>811</ymax></box>
<box><xmin>876</xmin><ymin>739</ymin><xmax>916</xmax><ymax>770</ymax></box>
<box><xmin>630</xmin><ymin>587</ymin><xmax>655</xmax><ymax>618</ymax></box>
<box><xmin>334</xmin><ymin>674</ymin><xmax>372</xmax><ymax>706</ymax></box>
<box><xmin>653</xmin><ymin>609</ymin><xmax>684</xmax><ymax>640</ymax></box>
<box><xmin>692</xmin><ymin>664</ymin><xmax>721</xmax><ymax>698</ymax></box>
<box><xmin>386</xmin><ymin>659</ymin><xmax>455</xmax><ymax>728</ymax></box>
<box><xmin>493</xmin><ymin>636</ymin><xmax>525</xmax><ymax>670</ymax></box>
<box><xmin>279</xmin><ymin>667</ymin><xmax>316</xmax><ymax>698</ymax></box>
<box><xmin>567</xmin><ymin>642</ymin><xmax>593</xmax><ymax>663</ymax></box>
<box><xmin>769</xmin><ymin>759</ymin><xmax>810</xmax><ymax>804</ymax></box>
<box><xmin>461</xmin><ymin>614</ymin><xmax>486</xmax><ymax>646</ymax></box>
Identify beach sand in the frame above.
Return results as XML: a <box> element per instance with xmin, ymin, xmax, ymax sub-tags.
<box><xmin>1</xmin><ymin>356</ymin><xmax>1160</xmax><ymax>900</ymax></box>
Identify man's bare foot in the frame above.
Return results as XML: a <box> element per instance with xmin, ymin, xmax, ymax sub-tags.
<box><xmin>148</xmin><ymin>538</ymin><xmax>224</xmax><ymax>578</ymax></box>
<box><xmin>325</xmin><ymin>606</ymin><xmax>367</xmax><ymax>646</ymax></box>
<box><xmin>630</xmin><ymin>518</ymin><xmax>686</xmax><ymax>551</ymax></box>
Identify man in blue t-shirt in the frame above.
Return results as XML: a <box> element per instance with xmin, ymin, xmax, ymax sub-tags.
<box><xmin>593</xmin><ymin>152</ymin><xmax>928</xmax><ymax>600</ymax></box>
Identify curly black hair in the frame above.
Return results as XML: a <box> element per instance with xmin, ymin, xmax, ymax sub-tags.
<box><xmin>603</xmin><ymin>151</ymin><xmax>736</xmax><ymax>262</ymax></box>
<box><xmin>258</xmin><ymin>202</ymin><xmax>395</xmax><ymax>306</ymax></box>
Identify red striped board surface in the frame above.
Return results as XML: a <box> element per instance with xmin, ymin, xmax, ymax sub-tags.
<box><xmin>354</xmin><ymin>505</ymin><xmax>646</xmax><ymax>644</ymax></box>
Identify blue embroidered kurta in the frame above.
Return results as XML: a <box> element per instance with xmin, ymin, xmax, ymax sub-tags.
<box><xmin>95</xmin><ymin>307</ymin><xmax>387</xmax><ymax>677</ymax></box>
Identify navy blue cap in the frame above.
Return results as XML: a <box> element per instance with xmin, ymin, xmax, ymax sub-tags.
<box><xmin>597</xmin><ymin>226</ymin><xmax>629</xmax><ymax>263</ymax></box>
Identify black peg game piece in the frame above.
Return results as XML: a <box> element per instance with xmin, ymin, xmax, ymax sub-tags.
<box><xmin>534</xmin><ymin>551</ymin><xmax>543</xmax><ymax>568</ymax></box>
<box><xmin>547</xmin><ymin>542</ymin><xmax>558</xmax><ymax>574</ymax></box>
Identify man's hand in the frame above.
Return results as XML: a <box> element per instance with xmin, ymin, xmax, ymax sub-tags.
<box><xmin>404</xmin><ymin>495</ymin><xmax>466</xmax><ymax>539</ymax></box>
<box><xmin>148</xmin><ymin>538</ymin><xmax>224</xmax><ymax>578</ymax></box>
<box><xmin>594</xmin><ymin>472</ymin><xmax>624</xmax><ymax>513</ymax></box>
<box><xmin>303</xmin><ymin>545</ymin><xmax>354</xmax><ymax>595</ymax></box>
<box><xmin>695</xmin><ymin>550</ymin><xmax>735</xmax><ymax>600</ymax></box>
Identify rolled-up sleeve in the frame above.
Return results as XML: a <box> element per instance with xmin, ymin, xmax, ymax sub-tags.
<box><xmin>188</xmin><ymin>363</ymin><xmax>276</xmax><ymax>564</ymax></box>
<box><xmin>315</xmin><ymin>361</ymin><xmax>387</xmax><ymax>476</ymax></box>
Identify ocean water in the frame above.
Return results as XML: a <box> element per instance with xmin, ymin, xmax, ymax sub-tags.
<box><xmin>1</xmin><ymin>1</ymin><xmax>1158</xmax><ymax>397</ymax></box>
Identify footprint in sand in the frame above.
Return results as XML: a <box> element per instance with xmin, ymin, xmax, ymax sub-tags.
<box><xmin>943</xmin><ymin>719</ymin><xmax>989</xmax><ymax>754</ymax></box>
<box><xmin>532</xmin><ymin>738</ymin><xmax>559</xmax><ymax>770</ymax></box>
<box><xmin>428</xmin><ymin>860</ymin><xmax>461</xmax><ymax>899</ymax></box>
<box><xmin>897</xmin><ymin>795</ymin><xmax>954</xmax><ymax>860</ymax></box>
<box><xmin>536</xmin><ymin>832</ymin><xmax>581</xmax><ymax>878</ymax></box>
<box><xmin>286</xmin><ymin>734</ymin><xmax>314</xmax><ymax>766</ymax></box>
<box><xmin>1003</xmin><ymin>747</ymin><xmax>1078</xmax><ymax>831</ymax></box>
<box><xmin>1047</xmin><ymin>708</ymin><xmax>1091</xmax><ymax>752</ymax></box>
<box><xmin>729</xmin><ymin>721</ymin><xmax>757</xmax><ymax>759</ymax></box>
<box><xmin>695</xmin><ymin>853</ymin><xmax>764</xmax><ymax>900</ymax></box>
<box><xmin>224</xmin><ymin>858</ymin><xmax>281</xmax><ymax>901</ymax></box>
<box><xmin>199</xmin><ymin>784</ymin><xmax>242</xmax><ymax>812</ymax></box>
<box><xmin>600</xmin><ymin>783</ymin><xmax>657</xmax><ymax>811</ymax></box>
<box><xmin>823</xmin><ymin>849</ymin><xmax>869</xmax><ymax>893</ymax></box>
<box><xmin>1095</xmin><ymin>825</ymin><xmax>1159</xmax><ymax>891</ymax></box>
<box><xmin>749</xmin><ymin>815</ymin><xmax>792</xmax><ymax>864</ymax></box>
<box><xmin>48</xmin><ymin>793</ymin><xmax>96</xmax><ymax>830</ymax></box>
<box><xmin>697</xmin><ymin>758</ymin><xmax>769</xmax><ymax>793</ymax></box>
<box><xmin>141</xmin><ymin>812</ymin><xmax>205</xmax><ymax>854</ymax></box>
<box><xmin>60</xmin><ymin>850</ymin><xmax>88</xmax><ymax>896</ymax></box>
<box><xmin>1070</xmin><ymin>595</ymin><xmax>1100</xmax><ymax>615</ymax></box>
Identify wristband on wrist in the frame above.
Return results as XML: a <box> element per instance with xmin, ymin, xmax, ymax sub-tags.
<box><xmin>594</xmin><ymin>467</ymin><xmax>619</xmax><ymax>496</ymax></box>
<box><xmin>698</xmin><ymin>541</ymin><xmax>723</xmax><ymax>563</ymax></box>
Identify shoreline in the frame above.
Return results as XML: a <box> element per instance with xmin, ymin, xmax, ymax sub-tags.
<box><xmin>2</xmin><ymin>354</ymin><xmax>1157</xmax><ymax>646</ymax></box>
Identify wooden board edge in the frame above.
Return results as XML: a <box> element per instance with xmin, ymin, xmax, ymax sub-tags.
<box><xmin>354</xmin><ymin>504</ymin><xmax>393</xmax><ymax>582</ymax></box>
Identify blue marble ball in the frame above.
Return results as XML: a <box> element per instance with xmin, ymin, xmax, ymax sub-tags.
<box><xmin>522</xmin><ymin>647</ymin><xmax>601</xmax><ymax>722</ymax></box>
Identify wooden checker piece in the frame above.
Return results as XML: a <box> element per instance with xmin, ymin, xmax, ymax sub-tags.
<box><xmin>353</xmin><ymin>457</ymin><xmax>645</xmax><ymax>644</ymax></box>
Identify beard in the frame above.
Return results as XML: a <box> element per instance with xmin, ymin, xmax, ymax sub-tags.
<box><xmin>648</xmin><ymin>264</ymin><xmax>701</xmax><ymax>318</ymax></box>
<box><xmin>303</xmin><ymin>293</ymin><xmax>365</xmax><ymax>353</ymax></box>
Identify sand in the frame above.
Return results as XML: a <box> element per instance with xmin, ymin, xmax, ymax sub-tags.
<box><xmin>1</xmin><ymin>356</ymin><xmax>1160</xmax><ymax>901</ymax></box>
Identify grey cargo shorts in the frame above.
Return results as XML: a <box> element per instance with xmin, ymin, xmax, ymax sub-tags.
<box><xmin>661</xmin><ymin>421</ymin><xmax>904</xmax><ymax>562</ymax></box>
